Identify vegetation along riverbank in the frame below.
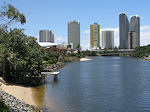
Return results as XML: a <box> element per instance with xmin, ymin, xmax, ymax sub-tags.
<box><xmin>0</xmin><ymin>3</ymin><xmax>85</xmax><ymax>111</ymax></box>
<box><xmin>0</xmin><ymin>3</ymin><xmax>149</xmax><ymax>111</ymax></box>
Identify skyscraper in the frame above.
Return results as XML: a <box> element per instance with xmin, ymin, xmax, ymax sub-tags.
<box><xmin>68</xmin><ymin>21</ymin><xmax>80</xmax><ymax>50</ymax></box>
<box><xmin>129</xmin><ymin>15</ymin><xmax>140</xmax><ymax>47</ymax></box>
<box><xmin>90</xmin><ymin>23</ymin><xmax>100</xmax><ymax>50</ymax></box>
<box><xmin>39</xmin><ymin>30</ymin><xmax>54</xmax><ymax>43</ymax></box>
<box><xmin>119</xmin><ymin>13</ymin><xmax>129</xmax><ymax>49</ymax></box>
<box><xmin>128</xmin><ymin>31</ymin><xmax>138</xmax><ymax>49</ymax></box>
<box><xmin>50</xmin><ymin>32</ymin><xmax>54</xmax><ymax>43</ymax></box>
<box><xmin>102</xmin><ymin>31</ymin><xmax>114</xmax><ymax>49</ymax></box>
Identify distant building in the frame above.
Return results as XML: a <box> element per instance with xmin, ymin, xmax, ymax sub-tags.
<box><xmin>39</xmin><ymin>30</ymin><xmax>54</xmax><ymax>43</ymax></box>
<box><xmin>51</xmin><ymin>32</ymin><xmax>54</xmax><ymax>43</ymax></box>
<box><xmin>128</xmin><ymin>31</ymin><xmax>138</xmax><ymax>49</ymax></box>
<box><xmin>119</xmin><ymin>13</ymin><xmax>129</xmax><ymax>49</ymax></box>
<box><xmin>90</xmin><ymin>23</ymin><xmax>100</xmax><ymax>50</ymax></box>
<box><xmin>129</xmin><ymin>15</ymin><xmax>140</xmax><ymax>47</ymax></box>
<box><xmin>102</xmin><ymin>31</ymin><xmax>114</xmax><ymax>49</ymax></box>
<box><xmin>68</xmin><ymin>21</ymin><xmax>80</xmax><ymax>49</ymax></box>
<box><xmin>38</xmin><ymin>42</ymin><xmax>57</xmax><ymax>48</ymax></box>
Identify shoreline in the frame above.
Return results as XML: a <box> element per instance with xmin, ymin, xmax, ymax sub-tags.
<box><xmin>144</xmin><ymin>57</ymin><xmax>150</xmax><ymax>61</ymax></box>
<box><xmin>0</xmin><ymin>79</ymin><xmax>41</xmax><ymax>111</ymax></box>
<box><xmin>0</xmin><ymin>80</ymin><xmax>37</xmax><ymax>106</ymax></box>
<box><xmin>80</xmin><ymin>57</ymin><xmax>92</xmax><ymax>61</ymax></box>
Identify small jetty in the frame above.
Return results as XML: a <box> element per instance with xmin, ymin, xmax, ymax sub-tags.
<box><xmin>41</xmin><ymin>71</ymin><xmax>60</xmax><ymax>81</ymax></box>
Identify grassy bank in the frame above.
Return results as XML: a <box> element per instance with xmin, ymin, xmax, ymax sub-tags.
<box><xmin>131</xmin><ymin>45</ymin><xmax>150</xmax><ymax>58</ymax></box>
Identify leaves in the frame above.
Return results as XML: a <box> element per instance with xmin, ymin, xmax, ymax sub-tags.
<box><xmin>0</xmin><ymin>28</ymin><xmax>43</xmax><ymax>85</ymax></box>
<box><xmin>0</xmin><ymin>4</ymin><xmax>26</xmax><ymax>28</ymax></box>
<box><xmin>132</xmin><ymin>45</ymin><xmax>150</xmax><ymax>57</ymax></box>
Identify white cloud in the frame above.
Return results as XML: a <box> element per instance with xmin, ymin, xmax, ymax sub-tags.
<box><xmin>55</xmin><ymin>36</ymin><xmax>67</xmax><ymax>43</ymax></box>
<box><xmin>140</xmin><ymin>25</ymin><xmax>150</xmax><ymax>46</ymax></box>
<box><xmin>141</xmin><ymin>25</ymin><xmax>150</xmax><ymax>31</ymax></box>
<box><xmin>81</xmin><ymin>25</ymin><xmax>150</xmax><ymax>49</ymax></box>
<box><xmin>83</xmin><ymin>30</ymin><xmax>90</xmax><ymax>34</ymax></box>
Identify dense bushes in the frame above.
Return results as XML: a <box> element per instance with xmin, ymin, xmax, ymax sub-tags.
<box><xmin>132</xmin><ymin>45</ymin><xmax>150</xmax><ymax>57</ymax></box>
<box><xmin>0</xmin><ymin>28</ymin><xmax>44</xmax><ymax>85</ymax></box>
<box><xmin>43</xmin><ymin>51</ymin><xmax>59</xmax><ymax>65</ymax></box>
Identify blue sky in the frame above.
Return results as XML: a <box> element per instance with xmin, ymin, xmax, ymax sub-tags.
<box><xmin>0</xmin><ymin>0</ymin><xmax>150</xmax><ymax>49</ymax></box>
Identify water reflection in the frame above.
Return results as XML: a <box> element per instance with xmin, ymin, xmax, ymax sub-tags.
<box><xmin>34</xmin><ymin>57</ymin><xmax>150</xmax><ymax>112</ymax></box>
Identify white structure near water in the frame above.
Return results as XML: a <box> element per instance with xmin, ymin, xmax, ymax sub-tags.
<box><xmin>102</xmin><ymin>31</ymin><xmax>114</xmax><ymax>49</ymax></box>
<box><xmin>38</xmin><ymin>42</ymin><xmax>57</xmax><ymax>48</ymax></box>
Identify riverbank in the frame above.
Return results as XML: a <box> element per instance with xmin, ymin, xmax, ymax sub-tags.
<box><xmin>0</xmin><ymin>79</ymin><xmax>42</xmax><ymax>111</ymax></box>
<box><xmin>144</xmin><ymin>57</ymin><xmax>150</xmax><ymax>61</ymax></box>
<box><xmin>0</xmin><ymin>81</ymin><xmax>36</xmax><ymax>106</ymax></box>
<box><xmin>0</xmin><ymin>62</ymin><xmax>65</xmax><ymax>111</ymax></box>
<box><xmin>80</xmin><ymin>57</ymin><xmax>92</xmax><ymax>61</ymax></box>
<box><xmin>44</xmin><ymin>62</ymin><xmax>65</xmax><ymax>72</ymax></box>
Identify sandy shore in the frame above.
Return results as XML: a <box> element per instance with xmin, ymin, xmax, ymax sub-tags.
<box><xmin>80</xmin><ymin>57</ymin><xmax>92</xmax><ymax>61</ymax></box>
<box><xmin>144</xmin><ymin>57</ymin><xmax>150</xmax><ymax>61</ymax></box>
<box><xmin>0</xmin><ymin>78</ymin><xmax>37</xmax><ymax>106</ymax></box>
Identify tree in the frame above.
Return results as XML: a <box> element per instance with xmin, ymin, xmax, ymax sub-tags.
<box><xmin>0</xmin><ymin>4</ymin><xmax>44</xmax><ymax>86</ymax></box>
<box><xmin>76</xmin><ymin>44</ymin><xmax>81</xmax><ymax>50</ymax></box>
<box><xmin>67</xmin><ymin>44</ymin><xmax>71</xmax><ymax>49</ymax></box>
<box><xmin>43</xmin><ymin>51</ymin><xmax>59</xmax><ymax>64</ymax></box>
<box><xmin>132</xmin><ymin>45</ymin><xmax>150</xmax><ymax>58</ymax></box>
<box><xmin>0</xmin><ymin>28</ymin><xmax>44</xmax><ymax>85</ymax></box>
<box><xmin>0</xmin><ymin>4</ymin><xmax>26</xmax><ymax>28</ymax></box>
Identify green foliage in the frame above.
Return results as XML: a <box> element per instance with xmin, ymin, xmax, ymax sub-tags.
<box><xmin>132</xmin><ymin>45</ymin><xmax>150</xmax><ymax>57</ymax></box>
<box><xmin>0</xmin><ymin>4</ymin><xmax>26</xmax><ymax>27</ymax></box>
<box><xmin>0</xmin><ymin>28</ymin><xmax>43</xmax><ymax>86</ymax></box>
<box><xmin>76</xmin><ymin>44</ymin><xmax>81</xmax><ymax>50</ymax></box>
<box><xmin>67</xmin><ymin>44</ymin><xmax>71</xmax><ymax>49</ymax></box>
<box><xmin>90</xmin><ymin>51</ymin><xmax>97</xmax><ymax>56</ymax></box>
<box><xmin>43</xmin><ymin>51</ymin><xmax>59</xmax><ymax>65</ymax></box>
<box><xmin>0</xmin><ymin>100</ymin><xmax>10</xmax><ymax>112</ymax></box>
<box><xmin>58</xmin><ymin>54</ymin><xmax>79</xmax><ymax>62</ymax></box>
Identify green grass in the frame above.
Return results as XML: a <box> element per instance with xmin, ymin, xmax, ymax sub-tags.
<box><xmin>0</xmin><ymin>100</ymin><xmax>10</xmax><ymax>112</ymax></box>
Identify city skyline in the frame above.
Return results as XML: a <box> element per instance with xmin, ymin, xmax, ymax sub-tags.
<box><xmin>0</xmin><ymin>0</ymin><xmax>150</xmax><ymax>49</ymax></box>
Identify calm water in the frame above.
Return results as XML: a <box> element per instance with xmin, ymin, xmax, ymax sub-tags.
<box><xmin>41</xmin><ymin>57</ymin><xmax>150</xmax><ymax>112</ymax></box>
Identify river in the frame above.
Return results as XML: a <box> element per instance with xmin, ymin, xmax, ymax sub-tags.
<box><xmin>37</xmin><ymin>56</ymin><xmax>150</xmax><ymax>112</ymax></box>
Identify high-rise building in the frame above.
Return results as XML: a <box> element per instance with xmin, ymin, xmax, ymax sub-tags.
<box><xmin>128</xmin><ymin>31</ymin><xmax>138</xmax><ymax>49</ymax></box>
<box><xmin>102</xmin><ymin>31</ymin><xmax>114</xmax><ymax>49</ymax></box>
<box><xmin>68</xmin><ymin>21</ymin><xmax>80</xmax><ymax>49</ymax></box>
<box><xmin>90</xmin><ymin>23</ymin><xmax>100</xmax><ymax>50</ymax></box>
<box><xmin>50</xmin><ymin>32</ymin><xmax>54</xmax><ymax>43</ymax></box>
<box><xmin>39</xmin><ymin>30</ymin><xmax>54</xmax><ymax>43</ymax></box>
<box><xmin>129</xmin><ymin>15</ymin><xmax>140</xmax><ymax>47</ymax></box>
<box><xmin>119</xmin><ymin>13</ymin><xmax>129</xmax><ymax>49</ymax></box>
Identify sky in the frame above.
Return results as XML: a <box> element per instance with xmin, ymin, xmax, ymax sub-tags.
<box><xmin>0</xmin><ymin>0</ymin><xmax>150</xmax><ymax>49</ymax></box>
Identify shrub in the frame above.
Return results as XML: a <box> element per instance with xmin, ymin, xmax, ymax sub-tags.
<box><xmin>0</xmin><ymin>28</ymin><xmax>44</xmax><ymax>86</ymax></box>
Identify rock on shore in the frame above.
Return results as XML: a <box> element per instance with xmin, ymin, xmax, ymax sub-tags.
<box><xmin>44</xmin><ymin>63</ymin><xmax>65</xmax><ymax>72</ymax></box>
<box><xmin>0</xmin><ymin>90</ymin><xmax>42</xmax><ymax>112</ymax></box>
